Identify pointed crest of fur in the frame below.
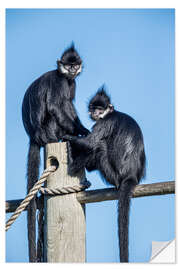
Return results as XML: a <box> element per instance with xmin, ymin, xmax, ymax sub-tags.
<box><xmin>88</xmin><ymin>86</ymin><xmax>111</xmax><ymax>111</ymax></box>
<box><xmin>60</xmin><ymin>42</ymin><xmax>82</xmax><ymax>64</ymax></box>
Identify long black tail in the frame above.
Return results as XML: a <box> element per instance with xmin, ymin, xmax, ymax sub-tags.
<box><xmin>118</xmin><ymin>177</ymin><xmax>137</xmax><ymax>262</ymax></box>
<box><xmin>27</xmin><ymin>141</ymin><xmax>40</xmax><ymax>262</ymax></box>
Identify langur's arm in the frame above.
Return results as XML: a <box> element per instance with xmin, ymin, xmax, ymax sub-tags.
<box><xmin>62</xmin><ymin>100</ymin><xmax>90</xmax><ymax>135</ymax></box>
<box><xmin>63</xmin><ymin>123</ymin><xmax>106</xmax><ymax>150</ymax></box>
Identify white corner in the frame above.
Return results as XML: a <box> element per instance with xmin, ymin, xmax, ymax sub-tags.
<box><xmin>150</xmin><ymin>239</ymin><xmax>175</xmax><ymax>263</ymax></box>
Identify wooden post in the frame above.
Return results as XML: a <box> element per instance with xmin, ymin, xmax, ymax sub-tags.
<box><xmin>43</xmin><ymin>142</ymin><xmax>86</xmax><ymax>262</ymax></box>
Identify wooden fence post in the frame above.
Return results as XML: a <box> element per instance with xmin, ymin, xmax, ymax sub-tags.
<box><xmin>43</xmin><ymin>142</ymin><xmax>86</xmax><ymax>262</ymax></box>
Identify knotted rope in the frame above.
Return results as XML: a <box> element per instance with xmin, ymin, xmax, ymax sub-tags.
<box><xmin>39</xmin><ymin>179</ymin><xmax>91</xmax><ymax>195</ymax></box>
<box><xmin>6</xmin><ymin>166</ymin><xmax>91</xmax><ymax>232</ymax></box>
<box><xmin>5</xmin><ymin>165</ymin><xmax>57</xmax><ymax>232</ymax></box>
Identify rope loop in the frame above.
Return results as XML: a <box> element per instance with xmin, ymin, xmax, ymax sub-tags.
<box><xmin>5</xmin><ymin>165</ymin><xmax>57</xmax><ymax>232</ymax></box>
<box><xmin>5</xmin><ymin>165</ymin><xmax>91</xmax><ymax>232</ymax></box>
<box><xmin>40</xmin><ymin>179</ymin><xmax>91</xmax><ymax>196</ymax></box>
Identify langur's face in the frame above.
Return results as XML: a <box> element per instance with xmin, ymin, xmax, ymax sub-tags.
<box><xmin>89</xmin><ymin>106</ymin><xmax>105</xmax><ymax>121</ymax></box>
<box><xmin>58</xmin><ymin>46</ymin><xmax>82</xmax><ymax>79</ymax></box>
<box><xmin>59</xmin><ymin>62</ymin><xmax>82</xmax><ymax>79</ymax></box>
<box><xmin>89</xmin><ymin>104</ymin><xmax>114</xmax><ymax>121</ymax></box>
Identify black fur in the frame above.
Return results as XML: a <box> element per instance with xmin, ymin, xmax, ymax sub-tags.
<box><xmin>63</xmin><ymin>88</ymin><xmax>146</xmax><ymax>262</ymax></box>
<box><xmin>27</xmin><ymin>141</ymin><xmax>40</xmax><ymax>261</ymax></box>
<box><xmin>22</xmin><ymin>44</ymin><xmax>89</xmax><ymax>262</ymax></box>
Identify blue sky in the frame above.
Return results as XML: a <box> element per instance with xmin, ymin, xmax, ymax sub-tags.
<box><xmin>6</xmin><ymin>9</ymin><xmax>175</xmax><ymax>262</ymax></box>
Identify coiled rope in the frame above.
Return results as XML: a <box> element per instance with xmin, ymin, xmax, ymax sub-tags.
<box><xmin>6</xmin><ymin>166</ymin><xmax>91</xmax><ymax>232</ymax></box>
<box><xmin>5</xmin><ymin>165</ymin><xmax>56</xmax><ymax>232</ymax></box>
<box><xmin>39</xmin><ymin>179</ymin><xmax>91</xmax><ymax>195</ymax></box>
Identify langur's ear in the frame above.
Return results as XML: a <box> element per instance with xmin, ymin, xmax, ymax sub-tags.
<box><xmin>57</xmin><ymin>59</ymin><xmax>61</xmax><ymax>67</ymax></box>
<box><xmin>108</xmin><ymin>104</ymin><xmax>114</xmax><ymax>112</ymax></box>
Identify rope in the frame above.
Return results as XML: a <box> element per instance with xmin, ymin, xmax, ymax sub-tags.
<box><xmin>40</xmin><ymin>179</ymin><xmax>91</xmax><ymax>195</ymax></box>
<box><xmin>5</xmin><ymin>165</ymin><xmax>56</xmax><ymax>232</ymax></box>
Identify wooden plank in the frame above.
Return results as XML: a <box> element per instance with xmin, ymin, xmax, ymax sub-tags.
<box><xmin>43</xmin><ymin>142</ymin><xmax>86</xmax><ymax>262</ymax></box>
<box><xmin>6</xmin><ymin>181</ymin><xmax>175</xmax><ymax>212</ymax></box>
<box><xmin>76</xmin><ymin>181</ymin><xmax>175</xmax><ymax>204</ymax></box>
<box><xmin>6</xmin><ymin>199</ymin><xmax>24</xmax><ymax>213</ymax></box>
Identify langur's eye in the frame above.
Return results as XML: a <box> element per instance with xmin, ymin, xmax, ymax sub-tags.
<box><xmin>64</xmin><ymin>64</ymin><xmax>71</xmax><ymax>69</ymax></box>
<box><xmin>74</xmin><ymin>65</ymin><xmax>80</xmax><ymax>69</ymax></box>
<box><xmin>96</xmin><ymin>106</ymin><xmax>101</xmax><ymax>109</ymax></box>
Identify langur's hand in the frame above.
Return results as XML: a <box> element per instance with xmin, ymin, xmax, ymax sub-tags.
<box><xmin>79</xmin><ymin>127</ymin><xmax>90</xmax><ymax>136</ymax></box>
<box><xmin>62</xmin><ymin>135</ymin><xmax>77</xmax><ymax>141</ymax></box>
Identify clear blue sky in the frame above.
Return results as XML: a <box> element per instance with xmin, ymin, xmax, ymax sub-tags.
<box><xmin>6</xmin><ymin>9</ymin><xmax>175</xmax><ymax>262</ymax></box>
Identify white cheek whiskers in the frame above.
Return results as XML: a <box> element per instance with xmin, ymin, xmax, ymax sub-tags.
<box><xmin>60</xmin><ymin>64</ymin><xmax>82</xmax><ymax>75</ymax></box>
<box><xmin>60</xmin><ymin>65</ymin><xmax>69</xmax><ymax>74</ymax></box>
<box><xmin>99</xmin><ymin>106</ymin><xmax>112</xmax><ymax>119</ymax></box>
<box><xmin>76</xmin><ymin>65</ymin><xmax>82</xmax><ymax>75</ymax></box>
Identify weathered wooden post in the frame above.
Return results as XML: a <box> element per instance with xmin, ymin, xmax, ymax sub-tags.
<box><xmin>43</xmin><ymin>142</ymin><xmax>86</xmax><ymax>262</ymax></box>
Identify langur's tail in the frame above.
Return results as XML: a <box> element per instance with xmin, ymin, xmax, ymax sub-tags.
<box><xmin>27</xmin><ymin>140</ymin><xmax>40</xmax><ymax>262</ymax></box>
<box><xmin>118</xmin><ymin>177</ymin><xmax>137</xmax><ymax>262</ymax></box>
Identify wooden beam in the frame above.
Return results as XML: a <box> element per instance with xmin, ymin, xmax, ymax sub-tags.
<box><xmin>6</xmin><ymin>181</ymin><xmax>175</xmax><ymax>213</ymax></box>
<box><xmin>6</xmin><ymin>199</ymin><xmax>24</xmax><ymax>213</ymax></box>
<box><xmin>76</xmin><ymin>181</ymin><xmax>175</xmax><ymax>204</ymax></box>
<box><xmin>6</xmin><ymin>196</ymin><xmax>46</xmax><ymax>213</ymax></box>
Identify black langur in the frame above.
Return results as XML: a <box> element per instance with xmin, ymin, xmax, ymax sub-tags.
<box><xmin>63</xmin><ymin>88</ymin><xmax>146</xmax><ymax>262</ymax></box>
<box><xmin>22</xmin><ymin>44</ymin><xmax>89</xmax><ymax>262</ymax></box>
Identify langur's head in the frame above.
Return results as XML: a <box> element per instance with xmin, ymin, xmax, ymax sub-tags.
<box><xmin>57</xmin><ymin>43</ymin><xmax>82</xmax><ymax>79</ymax></box>
<box><xmin>88</xmin><ymin>87</ymin><xmax>114</xmax><ymax>121</ymax></box>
